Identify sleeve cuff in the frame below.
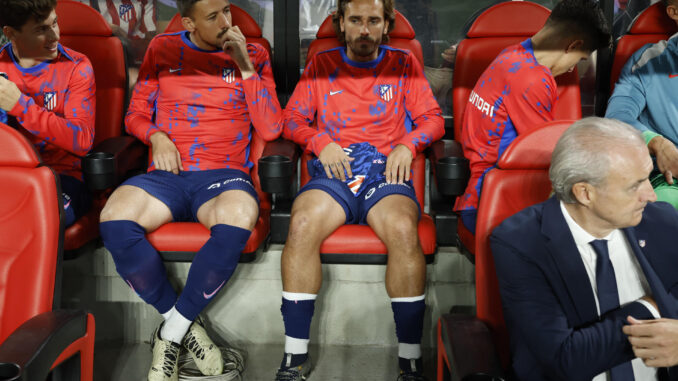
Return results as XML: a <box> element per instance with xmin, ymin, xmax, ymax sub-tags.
<box><xmin>642</xmin><ymin>130</ymin><xmax>662</xmax><ymax>146</ymax></box>
<box><xmin>8</xmin><ymin>94</ymin><xmax>30</xmax><ymax>116</ymax></box>
<box><xmin>636</xmin><ymin>299</ymin><xmax>661</xmax><ymax>318</ymax></box>
<box><xmin>396</xmin><ymin>140</ymin><xmax>417</xmax><ymax>159</ymax></box>
<box><xmin>310</xmin><ymin>133</ymin><xmax>333</xmax><ymax>156</ymax></box>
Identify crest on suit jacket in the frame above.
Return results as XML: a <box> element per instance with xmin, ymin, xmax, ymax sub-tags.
<box><xmin>44</xmin><ymin>91</ymin><xmax>57</xmax><ymax>111</ymax></box>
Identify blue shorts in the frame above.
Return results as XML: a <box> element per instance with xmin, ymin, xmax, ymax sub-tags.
<box><xmin>299</xmin><ymin>177</ymin><xmax>420</xmax><ymax>225</ymax></box>
<box><xmin>121</xmin><ymin>169</ymin><xmax>258</xmax><ymax>222</ymax></box>
<box><xmin>60</xmin><ymin>174</ymin><xmax>92</xmax><ymax>227</ymax></box>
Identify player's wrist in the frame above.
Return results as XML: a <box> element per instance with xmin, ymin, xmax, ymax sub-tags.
<box><xmin>149</xmin><ymin>130</ymin><xmax>169</xmax><ymax>145</ymax></box>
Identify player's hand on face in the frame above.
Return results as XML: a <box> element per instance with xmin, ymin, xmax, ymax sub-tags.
<box><xmin>222</xmin><ymin>26</ymin><xmax>255</xmax><ymax>79</ymax></box>
<box><xmin>318</xmin><ymin>142</ymin><xmax>354</xmax><ymax>181</ymax></box>
<box><xmin>650</xmin><ymin>136</ymin><xmax>678</xmax><ymax>185</ymax></box>
<box><xmin>0</xmin><ymin>76</ymin><xmax>21</xmax><ymax>112</ymax></box>
<box><xmin>385</xmin><ymin>144</ymin><xmax>413</xmax><ymax>184</ymax></box>
<box><xmin>149</xmin><ymin>131</ymin><xmax>183</xmax><ymax>175</ymax></box>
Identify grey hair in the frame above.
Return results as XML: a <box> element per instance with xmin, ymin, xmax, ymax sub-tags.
<box><xmin>549</xmin><ymin>117</ymin><xmax>645</xmax><ymax>204</ymax></box>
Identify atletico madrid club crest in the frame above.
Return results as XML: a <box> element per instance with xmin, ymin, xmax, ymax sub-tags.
<box><xmin>379</xmin><ymin>84</ymin><xmax>393</xmax><ymax>102</ymax></box>
<box><xmin>119</xmin><ymin>3</ymin><xmax>134</xmax><ymax>23</ymax></box>
<box><xmin>44</xmin><ymin>91</ymin><xmax>57</xmax><ymax>111</ymax></box>
<box><xmin>222</xmin><ymin>67</ymin><xmax>235</xmax><ymax>83</ymax></box>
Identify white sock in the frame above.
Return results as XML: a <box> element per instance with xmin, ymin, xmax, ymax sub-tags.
<box><xmin>161</xmin><ymin>306</ymin><xmax>176</xmax><ymax>321</ymax></box>
<box><xmin>161</xmin><ymin>309</ymin><xmax>192</xmax><ymax>344</ymax></box>
<box><xmin>398</xmin><ymin>343</ymin><xmax>422</xmax><ymax>359</ymax></box>
<box><xmin>285</xmin><ymin>336</ymin><xmax>310</xmax><ymax>354</ymax></box>
<box><xmin>282</xmin><ymin>291</ymin><xmax>317</xmax><ymax>301</ymax></box>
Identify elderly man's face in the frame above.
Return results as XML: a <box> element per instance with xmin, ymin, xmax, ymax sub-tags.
<box><xmin>340</xmin><ymin>0</ymin><xmax>389</xmax><ymax>62</ymax></box>
<box><xmin>588</xmin><ymin>145</ymin><xmax>656</xmax><ymax>230</ymax></box>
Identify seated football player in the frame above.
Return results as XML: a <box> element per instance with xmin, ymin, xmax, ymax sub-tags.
<box><xmin>275</xmin><ymin>0</ymin><xmax>444</xmax><ymax>380</ymax></box>
<box><xmin>98</xmin><ymin>0</ymin><xmax>282</xmax><ymax>379</ymax></box>
<box><xmin>0</xmin><ymin>0</ymin><xmax>96</xmax><ymax>227</ymax></box>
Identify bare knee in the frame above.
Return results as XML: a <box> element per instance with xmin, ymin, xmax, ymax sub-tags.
<box><xmin>288</xmin><ymin>204</ymin><xmax>330</xmax><ymax>241</ymax></box>
<box><xmin>100</xmin><ymin>186</ymin><xmax>171</xmax><ymax>230</ymax></box>
<box><xmin>214</xmin><ymin>201</ymin><xmax>258</xmax><ymax>230</ymax></box>
<box><xmin>100</xmin><ymin>189</ymin><xmax>140</xmax><ymax>222</ymax></box>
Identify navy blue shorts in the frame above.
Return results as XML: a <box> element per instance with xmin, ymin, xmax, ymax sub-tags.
<box><xmin>60</xmin><ymin>174</ymin><xmax>92</xmax><ymax>227</ymax></box>
<box><xmin>121</xmin><ymin>169</ymin><xmax>258</xmax><ymax>222</ymax></box>
<box><xmin>299</xmin><ymin>177</ymin><xmax>420</xmax><ymax>225</ymax></box>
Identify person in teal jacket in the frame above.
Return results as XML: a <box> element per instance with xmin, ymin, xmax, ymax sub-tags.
<box><xmin>605</xmin><ymin>0</ymin><xmax>678</xmax><ymax>208</ymax></box>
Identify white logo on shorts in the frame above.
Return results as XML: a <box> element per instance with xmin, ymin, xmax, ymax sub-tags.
<box><xmin>207</xmin><ymin>177</ymin><xmax>252</xmax><ymax>190</ymax></box>
<box><xmin>364</xmin><ymin>187</ymin><xmax>376</xmax><ymax>200</ymax></box>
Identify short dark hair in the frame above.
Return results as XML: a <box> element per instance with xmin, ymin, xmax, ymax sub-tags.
<box><xmin>0</xmin><ymin>0</ymin><xmax>57</xmax><ymax>31</ymax></box>
<box><xmin>663</xmin><ymin>0</ymin><xmax>677</xmax><ymax>7</ymax></box>
<box><xmin>545</xmin><ymin>0</ymin><xmax>612</xmax><ymax>52</ymax></box>
<box><xmin>332</xmin><ymin>0</ymin><xmax>396</xmax><ymax>44</ymax></box>
<box><xmin>176</xmin><ymin>0</ymin><xmax>202</xmax><ymax>18</ymax></box>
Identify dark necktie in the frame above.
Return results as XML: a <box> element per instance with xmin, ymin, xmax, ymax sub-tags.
<box><xmin>590</xmin><ymin>239</ymin><xmax>635</xmax><ymax>381</ymax></box>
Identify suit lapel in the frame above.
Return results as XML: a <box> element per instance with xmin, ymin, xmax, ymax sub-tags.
<box><xmin>623</xmin><ymin>227</ymin><xmax>677</xmax><ymax>319</ymax></box>
<box><xmin>541</xmin><ymin>197</ymin><xmax>599</xmax><ymax>324</ymax></box>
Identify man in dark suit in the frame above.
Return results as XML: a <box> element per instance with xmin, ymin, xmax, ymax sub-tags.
<box><xmin>491</xmin><ymin>117</ymin><xmax>678</xmax><ymax>381</ymax></box>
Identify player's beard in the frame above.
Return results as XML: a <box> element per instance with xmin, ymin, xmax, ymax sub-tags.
<box><xmin>347</xmin><ymin>35</ymin><xmax>380</xmax><ymax>60</ymax></box>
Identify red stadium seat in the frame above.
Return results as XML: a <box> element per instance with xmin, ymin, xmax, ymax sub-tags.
<box><xmin>0</xmin><ymin>123</ymin><xmax>95</xmax><ymax>380</ymax></box>
<box><xmin>610</xmin><ymin>2</ymin><xmax>677</xmax><ymax>90</ymax></box>
<box><xmin>143</xmin><ymin>6</ymin><xmax>272</xmax><ymax>262</ymax></box>
<box><xmin>288</xmin><ymin>11</ymin><xmax>434</xmax><ymax>263</ymax></box>
<box><xmin>452</xmin><ymin>1</ymin><xmax>581</xmax><ymax>258</ymax></box>
<box><xmin>307</xmin><ymin>10</ymin><xmax>424</xmax><ymax>66</ymax></box>
<box><xmin>436</xmin><ymin>120</ymin><xmax>572</xmax><ymax>381</ymax></box>
<box><xmin>164</xmin><ymin>5</ymin><xmax>272</xmax><ymax>56</ymax></box>
<box><xmin>56</xmin><ymin>0</ymin><xmax>129</xmax><ymax>252</ymax></box>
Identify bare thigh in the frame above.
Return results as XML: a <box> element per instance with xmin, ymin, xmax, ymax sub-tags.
<box><xmin>100</xmin><ymin>185</ymin><xmax>173</xmax><ymax>232</ymax></box>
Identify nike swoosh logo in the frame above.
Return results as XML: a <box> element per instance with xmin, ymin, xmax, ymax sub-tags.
<box><xmin>670</xmin><ymin>74</ymin><xmax>678</xmax><ymax>78</ymax></box>
<box><xmin>330</xmin><ymin>90</ymin><xmax>343</xmax><ymax>96</ymax></box>
<box><xmin>169</xmin><ymin>68</ymin><xmax>182</xmax><ymax>73</ymax></box>
<box><xmin>203</xmin><ymin>280</ymin><xmax>226</xmax><ymax>299</ymax></box>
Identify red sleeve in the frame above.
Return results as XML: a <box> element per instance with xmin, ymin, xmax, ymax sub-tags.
<box><xmin>395</xmin><ymin>53</ymin><xmax>445</xmax><ymax>158</ymax></box>
<box><xmin>240</xmin><ymin>44</ymin><xmax>282</xmax><ymax>141</ymax></box>
<box><xmin>125</xmin><ymin>40</ymin><xmax>159</xmax><ymax>145</ymax></box>
<box><xmin>282</xmin><ymin>59</ymin><xmax>333</xmax><ymax>155</ymax></box>
<box><xmin>9</xmin><ymin>57</ymin><xmax>95</xmax><ymax>156</ymax></box>
<box><xmin>503</xmin><ymin>71</ymin><xmax>556</xmax><ymax>135</ymax></box>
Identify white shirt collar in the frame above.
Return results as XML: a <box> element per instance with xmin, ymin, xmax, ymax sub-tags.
<box><xmin>560</xmin><ymin>201</ymin><xmax>617</xmax><ymax>245</ymax></box>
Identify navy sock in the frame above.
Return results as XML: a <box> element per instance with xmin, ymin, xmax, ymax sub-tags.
<box><xmin>391</xmin><ymin>298</ymin><xmax>426</xmax><ymax>345</ymax></box>
<box><xmin>281</xmin><ymin>298</ymin><xmax>315</xmax><ymax>341</ymax></box>
<box><xmin>100</xmin><ymin>220</ymin><xmax>177</xmax><ymax>314</ymax></box>
<box><xmin>175</xmin><ymin>224</ymin><xmax>251</xmax><ymax>321</ymax></box>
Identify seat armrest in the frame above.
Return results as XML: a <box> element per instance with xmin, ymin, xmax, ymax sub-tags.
<box><xmin>428</xmin><ymin>140</ymin><xmax>469</xmax><ymax>196</ymax></box>
<box><xmin>82</xmin><ymin>136</ymin><xmax>147</xmax><ymax>190</ymax></box>
<box><xmin>0</xmin><ymin>309</ymin><xmax>88</xmax><ymax>381</ymax></box>
<box><xmin>258</xmin><ymin>139</ymin><xmax>299</xmax><ymax>194</ymax></box>
<box><xmin>439</xmin><ymin>313</ymin><xmax>505</xmax><ymax>381</ymax></box>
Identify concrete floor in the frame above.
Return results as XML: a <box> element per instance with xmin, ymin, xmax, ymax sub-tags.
<box><xmin>62</xmin><ymin>243</ymin><xmax>473</xmax><ymax>380</ymax></box>
<box><xmin>95</xmin><ymin>342</ymin><xmax>436</xmax><ymax>380</ymax></box>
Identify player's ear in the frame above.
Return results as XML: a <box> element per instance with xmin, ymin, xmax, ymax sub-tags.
<box><xmin>565</xmin><ymin>39</ymin><xmax>584</xmax><ymax>54</ymax></box>
<box><xmin>340</xmin><ymin>15</ymin><xmax>345</xmax><ymax>34</ymax></box>
<box><xmin>3</xmin><ymin>26</ymin><xmax>17</xmax><ymax>41</ymax></box>
<box><xmin>181</xmin><ymin>16</ymin><xmax>196</xmax><ymax>33</ymax></box>
<box><xmin>383</xmin><ymin>19</ymin><xmax>389</xmax><ymax>35</ymax></box>
<box><xmin>667</xmin><ymin>3</ymin><xmax>678</xmax><ymax>22</ymax></box>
